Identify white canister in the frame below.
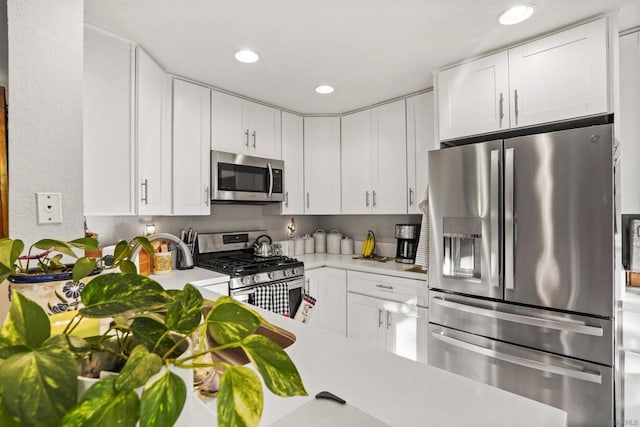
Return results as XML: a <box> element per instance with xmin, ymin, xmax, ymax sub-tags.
<box><xmin>294</xmin><ymin>237</ymin><xmax>305</xmax><ymax>256</ymax></box>
<box><xmin>313</xmin><ymin>229</ymin><xmax>326</xmax><ymax>253</ymax></box>
<box><xmin>340</xmin><ymin>237</ymin><xmax>354</xmax><ymax>255</ymax></box>
<box><xmin>303</xmin><ymin>234</ymin><xmax>315</xmax><ymax>254</ymax></box>
<box><xmin>327</xmin><ymin>229</ymin><xmax>343</xmax><ymax>254</ymax></box>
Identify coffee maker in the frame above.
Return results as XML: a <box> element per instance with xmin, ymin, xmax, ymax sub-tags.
<box><xmin>395</xmin><ymin>224</ymin><xmax>421</xmax><ymax>264</ymax></box>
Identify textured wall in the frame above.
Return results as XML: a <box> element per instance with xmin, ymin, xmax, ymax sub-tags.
<box><xmin>7</xmin><ymin>0</ymin><xmax>84</xmax><ymax>244</ymax></box>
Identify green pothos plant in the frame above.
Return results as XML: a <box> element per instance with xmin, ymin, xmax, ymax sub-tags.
<box><xmin>0</xmin><ymin>272</ymin><xmax>307</xmax><ymax>426</ymax></box>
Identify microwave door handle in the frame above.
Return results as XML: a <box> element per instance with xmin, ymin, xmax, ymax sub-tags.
<box><xmin>267</xmin><ymin>163</ymin><xmax>273</xmax><ymax>198</ymax></box>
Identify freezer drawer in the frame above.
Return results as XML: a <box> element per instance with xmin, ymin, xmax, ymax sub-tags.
<box><xmin>429</xmin><ymin>325</ymin><xmax>613</xmax><ymax>427</ymax></box>
<box><xmin>429</xmin><ymin>290</ymin><xmax>613</xmax><ymax>366</ymax></box>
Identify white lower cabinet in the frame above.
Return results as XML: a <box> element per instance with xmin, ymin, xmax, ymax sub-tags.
<box><xmin>346</xmin><ymin>271</ymin><xmax>427</xmax><ymax>362</ymax></box>
<box><xmin>305</xmin><ymin>268</ymin><xmax>347</xmax><ymax>336</ymax></box>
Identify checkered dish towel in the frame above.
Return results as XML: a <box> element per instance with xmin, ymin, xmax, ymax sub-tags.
<box><xmin>253</xmin><ymin>285</ymin><xmax>272</xmax><ymax>312</ymax></box>
<box><xmin>271</xmin><ymin>282</ymin><xmax>290</xmax><ymax>317</ymax></box>
<box><xmin>414</xmin><ymin>186</ymin><xmax>429</xmax><ymax>269</ymax></box>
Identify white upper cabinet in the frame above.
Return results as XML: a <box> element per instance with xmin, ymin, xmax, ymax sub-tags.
<box><xmin>135</xmin><ymin>48</ymin><xmax>172</xmax><ymax>215</ymax></box>
<box><xmin>436</xmin><ymin>17</ymin><xmax>609</xmax><ymax>141</ymax></box>
<box><xmin>508</xmin><ymin>18</ymin><xmax>608</xmax><ymax>127</ymax></box>
<box><xmin>281</xmin><ymin>112</ymin><xmax>305</xmax><ymax>214</ymax></box>
<box><xmin>341</xmin><ymin>100</ymin><xmax>407</xmax><ymax>214</ymax></box>
<box><xmin>437</xmin><ymin>51</ymin><xmax>509</xmax><ymax>141</ymax></box>
<box><xmin>172</xmin><ymin>79</ymin><xmax>211</xmax><ymax>216</ymax></box>
<box><xmin>406</xmin><ymin>91</ymin><xmax>436</xmax><ymax>214</ymax></box>
<box><xmin>84</xmin><ymin>26</ymin><xmax>135</xmax><ymax>216</ymax></box>
<box><xmin>341</xmin><ymin>109</ymin><xmax>373</xmax><ymax>214</ymax></box>
<box><xmin>211</xmin><ymin>90</ymin><xmax>281</xmax><ymax>160</ymax></box>
<box><xmin>304</xmin><ymin>116</ymin><xmax>341</xmax><ymax>214</ymax></box>
<box><xmin>620</xmin><ymin>31</ymin><xmax>640</xmax><ymax>214</ymax></box>
<box><xmin>373</xmin><ymin>100</ymin><xmax>407</xmax><ymax>214</ymax></box>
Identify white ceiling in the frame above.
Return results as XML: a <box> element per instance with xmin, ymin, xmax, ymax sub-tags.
<box><xmin>85</xmin><ymin>0</ymin><xmax>640</xmax><ymax>114</ymax></box>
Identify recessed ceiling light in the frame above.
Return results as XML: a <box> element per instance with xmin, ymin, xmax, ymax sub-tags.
<box><xmin>315</xmin><ymin>85</ymin><xmax>334</xmax><ymax>94</ymax></box>
<box><xmin>235</xmin><ymin>49</ymin><xmax>259</xmax><ymax>63</ymax></box>
<box><xmin>499</xmin><ymin>5</ymin><xmax>535</xmax><ymax>25</ymax></box>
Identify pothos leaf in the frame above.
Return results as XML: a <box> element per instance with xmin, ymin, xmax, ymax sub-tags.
<box><xmin>0</xmin><ymin>292</ymin><xmax>50</xmax><ymax>348</ymax></box>
<box><xmin>217</xmin><ymin>366</ymin><xmax>263</xmax><ymax>427</ymax></box>
<box><xmin>115</xmin><ymin>345</ymin><xmax>162</xmax><ymax>393</ymax></box>
<box><xmin>0</xmin><ymin>346</ymin><xmax>78</xmax><ymax>426</ymax></box>
<box><xmin>140</xmin><ymin>370</ymin><xmax>186</xmax><ymax>427</ymax></box>
<box><xmin>206</xmin><ymin>297</ymin><xmax>260</xmax><ymax>344</ymax></box>
<box><xmin>62</xmin><ymin>377</ymin><xmax>139</xmax><ymax>427</ymax></box>
<box><xmin>33</xmin><ymin>239</ymin><xmax>77</xmax><ymax>258</ymax></box>
<box><xmin>165</xmin><ymin>284</ymin><xmax>203</xmax><ymax>334</ymax></box>
<box><xmin>72</xmin><ymin>257</ymin><xmax>97</xmax><ymax>282</ymax></box>
<box><xmin>240</xmin><ymin>334</ymin><xmax>307</xmax><ymax>397</ymax></box>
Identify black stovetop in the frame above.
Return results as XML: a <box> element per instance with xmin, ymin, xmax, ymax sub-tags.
<box><xmin>197</xmin><ymin>251</ymin><xmax>302</xmax><ymax>277</ymax></box>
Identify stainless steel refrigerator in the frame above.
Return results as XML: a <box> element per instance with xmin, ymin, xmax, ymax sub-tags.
<box><xmin>427</xmin><ymin>124</ymin><xmax>614</xmax><ymax>427</ymax></box>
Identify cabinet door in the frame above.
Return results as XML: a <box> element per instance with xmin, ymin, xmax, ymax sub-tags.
<box><xmin>306</xmin><ymin>268</ymin><xmax>347</xmax><ymax>336</ymax></box>
<box><xmin>246</xmin><ymin>101</ymin><xmax>281</xmax><ymax>160</ymax></box>
<box><xmin>281</xmin><ymin>112</ymin><xmax>305</xmax><ymax>214</ymax></box>
<box><xmin>136</xmin><ymin>48</ymin><xmax>172</xmax><ymax>215</ymax></box>
<box><xmin>437</xmin><ymin>51</ymin><xmax>509</xmax><ymax>141</ymax></box>
<box><xmin>211</xmin><ymin>90</ymin><xmax>244</xmax><ymax>153</ymax></box>
<box><xmin>508</xmin><ymin>18</ymin><xmax>608</xmax><ymax>128</ymax></box>
<box><xmin>341</xmin><ymin>109</ymin><xmax>372</xmax><ymax>214</ymax></box>
<box><xmin>384</xmin><ymin>300</ymin><xmax>418</xmax><ymax>361</ymax></box>
<box><xmin>406</xmin><ymin>92</ymin><xmax>435</xmax><ymax>214</ymax></box>
<box><xmin>83</xmin><ymin>26</ymin><xmax>135</xmax><ymax>215</ymax></box>
<box><xmin>172</xmin><ymin>79</ymin><xmax>211</xmax><ymax>215</ymax></box>
<box><xmin>303</xmin><ymin>117</ymin><xmax>341</xmax><ymax>214</ymax></box>
<box><xmin>347</xmin><ymin>292</ymin><xmax>385</xmax><ymax>351</ymax></box>
<box><xmin>623</xmin><ymin>350</ymin><xmax>640</xmax><ymax>424</ymax></box>
<box><xmin>373</xmin><ymin>100</ymin><xmax>407</xmax><ymax>214</ymax></box>
<box><xmin>620</xmin><ymin>31</ymin><xmax>640</xmax><ymax>213</ymax></box>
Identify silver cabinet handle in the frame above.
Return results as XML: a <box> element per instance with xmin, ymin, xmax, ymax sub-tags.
<box><xmin>306</xmin><ymin>193</ymin><xmax>310</xmax><ymax>209</ymax></box>
<box><xmin>252</xmin><ymin>130</ymin><xmax>256</xmax><ymax>148</ymax></box>
<box><xmin>205</xmin><ymin>186</ymin><xmax>209</xmax><ymax>206</ymax></box>
<box><xmin>498</xmin><ymin>92</ymin><xmax>504</xmax><ymax>127</ymax></box>
<box><xmin>366</xmin><ymin>191</ymin><xmax>370</xmax><ymax>207</ymax></box>
<box><xmin>386</xmin><ymin>311</ymin><xmax>391</xmax><ymax>329</ymax></box>
<box><xmin>431</xmin><ymin>297</ymin><xmax>603</xmax><ymax>337</ymax></box>
<box><xmin>284</xmin><ymin>192</ymin><xmax>289</xmax><ymax>207</ymax></box>
<box><xmin>372</xmin><ymin>190</ymin><xmax>377</xmax><ymax>207</ymax></box>
<box><xmin>430</xmin><ymin>330</ymin><xmax>602</xmax><ymax>384</ymax></box>
<box><xmin>267</xmin><ymin>163</ymin><xmax>273</xmax><ymax>198</ymax></box>
<box><xmin>514</xmin><ymin>89</ymin><xmax>519</xmax><ymax>125</ymax></box>
<box><xmin>376</xmin><ymin>284</ymin><xmax>394</xmax><ymax>290</ymax></box>
<box><xmin>304</xmin><ymin>278</ymin><xmax>310</xmax><ymax>295</ymax></box>
<box><xmin>490</xmin><ymin>149</ymin><xmax>500</xmax><ymax>288</ymax></box>
<box><xmin>141</xmin><ymin>179</ymin><xmax>149</xmax><ymax>204</ymax></box>
<box><xmin>504</xmin><ymin>148</ymin><xmax>515</xmax><ymax>291</ymax></box>
<box><xmin>409</xmin><ymin>188</ymin><xmax>414</xmax><ymax>206</ymax></box>
<box><xmin>245</xmin><ymin>129</ymin><xmax>250</xmax><ymax>148</ymax></box>
<box><xmin>378</xmin><ymin>308</ymin><xmax>384</xmax><ymax>328</ymax></box>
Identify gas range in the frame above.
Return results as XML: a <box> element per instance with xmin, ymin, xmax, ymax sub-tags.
<box><xmin>196</xmin><ymin>230</ymin><xmax>304</xmax><ymax>290</ymax></box>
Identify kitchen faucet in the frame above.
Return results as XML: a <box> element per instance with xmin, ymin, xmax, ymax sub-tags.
<box><xmin>131</xmin><ymin>233</ymin><xmax>194</xmax><ymax>270</ymax></box>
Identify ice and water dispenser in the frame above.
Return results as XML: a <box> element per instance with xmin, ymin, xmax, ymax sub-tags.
<box><xmin>442</xmin><ymin>217</ymin><xmax>482</xmax><ymax>280</ymax></box>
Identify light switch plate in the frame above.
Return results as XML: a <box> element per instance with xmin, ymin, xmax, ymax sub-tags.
<box><xmin>36</xmin><ymin>193</ymin><xmax>62</xmax><ymax>224</ymax></box>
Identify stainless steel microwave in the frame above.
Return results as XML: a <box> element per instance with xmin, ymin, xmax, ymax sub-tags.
<box><xmin>210</xmin><ymin>151</ymin><xmax>284</xmax><ymax>203</ymax></box>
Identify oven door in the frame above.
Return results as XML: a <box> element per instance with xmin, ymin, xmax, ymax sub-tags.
<box><xmin>230</xmin><ymin>277</ymin><xmax>304</xmax><ymax>317</ymax></box>
<box><xmin>211</xmin><ymin>150</ymin><xmax>284</xmax><ymax>202</ymax></box>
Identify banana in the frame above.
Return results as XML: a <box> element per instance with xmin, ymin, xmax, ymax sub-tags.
<box><xmin>361</xmin><ymin>230</ymin><xmax>376</xmax><ymax>258</ymax></box>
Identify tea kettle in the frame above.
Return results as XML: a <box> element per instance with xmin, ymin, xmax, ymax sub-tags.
<box><xmin>253</xmin><ymin>234</ymin><xmax>274</xmax><ymax>257</ymax></box>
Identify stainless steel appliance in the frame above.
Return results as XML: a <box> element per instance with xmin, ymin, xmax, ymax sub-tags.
<box><xmin>427</xmin><ymin>123</ymin><xmax>614</xmax><ymax>427</ymax></box>
<box><xmin>395</xmin><ymin>224</ymin><xmax>420</xmax><ymax>264</ymax></box>
<box><xmin>196</xmin><ymin>230</ymin><xmax>305</xmax><ymax>317</ymax></box>
<box><xmin>211</xmin><ymin>151</ymin><xmax>284</xmax><ymax>202</ymax></box>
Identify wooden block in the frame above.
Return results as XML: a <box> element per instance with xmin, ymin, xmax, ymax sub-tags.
<box><xmin>629</xmin><ymin>272</ymin><xmax>640</xmax><ymax>287</ymax></box>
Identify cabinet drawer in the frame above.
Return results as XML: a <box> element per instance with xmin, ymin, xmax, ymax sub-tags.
<box><xmin>347</xmin><ymin>270</ymin><xmax>426</xmax><ymax>305</ymax></box>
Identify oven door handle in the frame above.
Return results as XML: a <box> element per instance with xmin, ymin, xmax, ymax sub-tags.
<box><xmin>267</xmin><ymin>163</ymin><xmax>274</xmax><ymax>198</ymax></box>
<box><xmin>231</xmin><ymin>279</ymin><xmax>304</xmax><ymax>298</ymax></box>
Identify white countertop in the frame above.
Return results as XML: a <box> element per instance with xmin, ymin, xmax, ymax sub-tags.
<box><xmin>297</xmin><ymin>253</ymin><xmax>428</xmax><ymax>282</ymax></box>
<box><xmin>149</xmin><ymin>267</ymin><xmax>229</xmax><ymax>289</ymax></box>
<box><xmin>152</xmin><ymin>271</ymin><xmax>566</xmax><ymax>427</ymax></box>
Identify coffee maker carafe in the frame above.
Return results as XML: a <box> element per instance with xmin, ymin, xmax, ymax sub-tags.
<box><xmin>395</xmin><ymin>224</ymin><xmax>420</xmax><ymax>264</ymax></box>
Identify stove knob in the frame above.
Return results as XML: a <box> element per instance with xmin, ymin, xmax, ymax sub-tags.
<box><xmin>241</xmin><ymin>276</ymin><xmax>252</xmax><ymax>286</ymax></box>
<box><xmin>268</xmin><ymin>271</ymin><xmax>278</xmax><ymax>280</ymax></box>
<box><xmin>293</xmin><ymin>267</ymin><xmax>302</xmax><ymax>276</ymax></box>
<box><xmin>252</xmin><ymin>274</ymin><xmax>261</xmax><ymax>284</ymax></box>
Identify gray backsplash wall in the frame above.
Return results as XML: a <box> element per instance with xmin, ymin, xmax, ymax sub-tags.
<box><xmin>87</xmin><ymin>207</ymin><xmax>422</xmax><ymax>247</ymax></box>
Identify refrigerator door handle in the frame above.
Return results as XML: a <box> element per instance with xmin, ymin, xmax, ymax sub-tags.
<box><xmin>490</xmin><ymin>149</ymin><xmax>500</xmax><ymax>288</ymax></box>
<box><xmin>430</xmin><ymin>330</ymin><xmax>602</xmax><ymax>384</ymax></box>
<box><xmin>504</xmin><ymin>147</ymin><xmax>515</xmax><ymax>290</ymax></box>
<box><xmin>431</xmin><ymin>297</ymin><xmax>604</xmax><ymax>336</ymax></box>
